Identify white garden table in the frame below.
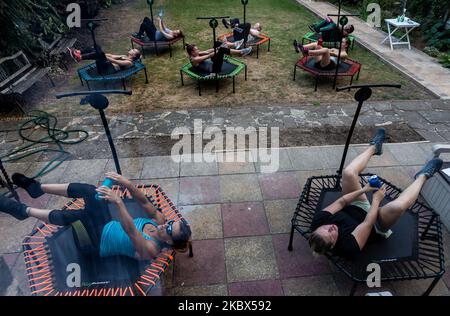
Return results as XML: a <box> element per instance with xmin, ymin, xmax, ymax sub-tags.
<box><xmin>381</xmin><ymin>18</ymin><xmax>420</xmax><ymax>50</ymax></box>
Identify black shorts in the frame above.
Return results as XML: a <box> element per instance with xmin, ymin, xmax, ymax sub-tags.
<box><xmin>48</xmin><ymin>183</ymin><xmax>112</xmax><ymax>247</ymax></box>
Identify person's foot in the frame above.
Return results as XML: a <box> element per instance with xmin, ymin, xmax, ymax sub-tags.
<box><xmin>0</xmin><ymin>196</ymin><xmax>28</xmax><ymax>220</ymax></box>
<box><xmin>415</xmin><ymin>158</ymin><xmax>443</xmax><ymax>179</ymax></box>
<box><xmin>12</xmin><ymin>173</ymin><xmax>44</xmax><ymax>198</ymax></box>
<box><xmin>241</xmin><ymin>47</ymin><xmax>252</xmax><ymax>57</ymax></box>
<box><xmin>67</xmin><ymin>48</ymin><xmax>79</xmax><ymax>63</ymax></box>
<box><xmin>222</xmin><ymin>18</ymin><xmax>230</xmax><ymax>29</ymax></box>
<box><xmin>247</xmin><ymin>34</ymin><xmax>255</xmax><ymax>42</ymax></box>
<box><xmin>369</xmin><ymin>128</ymin><xmax>386</xmax><ymax>156</ymax></box>
<box><xmin>293</xmin><ymin>40</ymin><xmax>300</xmax><ymax>53</ymax></box>
<box><xmin>234</xmin><ymin>39</ymin><xmax>245</xmax><ymax>50</ymax></box>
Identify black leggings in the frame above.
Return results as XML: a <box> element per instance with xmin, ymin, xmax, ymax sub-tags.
<box><xmin>137</xmin><ymin>17</ymin><xmax>157</xmax><ymax>40</ymax></box>
<box><xmin>48</xmin><ymin>183</ymin><xmax>111</xmax><ymax>246</ymax></box>
<box><xmin>233</xmin><ymin>23</ymin><xmax>251</xmax><ymax>42</ymax></box>
<box><xmin>80</xmin><ymin>46</ymin><xmax>117</xmax><ymax>76</ymax></box>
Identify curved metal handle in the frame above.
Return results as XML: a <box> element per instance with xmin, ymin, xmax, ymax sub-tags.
<box><xmin>336</xmin><ymin>84</ymin><xmax>401</xmax><ymax>92</ymax></box>
<box><xmin>56</xmin><ymin>90</ymin><xmax>132</xmax><ymax>99</ymax></box>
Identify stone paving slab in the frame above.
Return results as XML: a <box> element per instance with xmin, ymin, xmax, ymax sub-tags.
<box><xmin>282</xmin><ymin>275</ymin><xmax>340</xmax><ymax>296</ymax></box>
<box><xmin>228</xmin><ymin>279</ymin><xmax>284</xmax><ymax>296</ymax></box>
<box><xmin>181</xmin><ymin>204</ymin><xmax>223</xmax><ymax>240</ymax></box>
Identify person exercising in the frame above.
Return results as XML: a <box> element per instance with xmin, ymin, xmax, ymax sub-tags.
<box><xmin>293</xmin><ymin>38</ymin><xmax>350</xmax><ymax>71</ymax></box>
<box><xmin>309</xmin><ymin>128</ymin><xmax>443</xmax><ymax>259</ymax></box>
<box><xmin>0</xmin><ymin>172</ymin><xmax>191</xmax><ymax>260</ymax></box>
<box><xmin>222</xmin><ymin>18</ymin><xmax>263</xmax><ymax>43</ymax></box>
<box><xmin>309</xmin><ymin>17</ymin><xmax>354</xmax><ymax>37</ymax></box>
<box><xmin>134</xmin><ymin>16</ymin><xmax>183</xmax><ymax>41</ymax></box>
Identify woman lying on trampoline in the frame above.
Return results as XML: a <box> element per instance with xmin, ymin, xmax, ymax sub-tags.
<box><xmin>309</xmin><ymin>128</ymin><xmax>443</xmax><ymax>259</ymax></box>
<box><xmin>222</xmin><ymin>18</ymin><xmax>263</xmax><ymax>42</ymax></box>
<box><xmin>186</xmin><ymin>42</ymin><xmax>252</xmax><ymax>74</ymax></box>
<box><xmin>309</xmin><ymin>17</ymin><xmax>354</xmax><ymax>37</ymax></box>
<box><xmin>0</xmin><ymin>172</ymin><xmax>192</xmax><ymax>261</ymax></box>
<box><xmin>68</xmin><ymin>46</ymin><xmax>141</xmax><ymax>75</ymax></box>
<box><xmin>133</xmin><ymin>16</ymin><xmax>183</xmax><ymax>41</ymax></box>
<box><xmin>293</xmin><ymin>38</ymin><xmax>350</xmax><ymax>71</ymax></box>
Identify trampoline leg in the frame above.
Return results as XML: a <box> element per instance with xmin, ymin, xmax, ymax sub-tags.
<box><xmin>268</xmin><ymin>39</ymin><xmax>271</xmax><ymax>52</ymax></box>
<box><xmin>144</xmin><ymin>67</ymin><xmax>149</xmax><ymax>84</ymax></box>
<box><xmin>245</xmin><ymin>65</ymin><xmax>248</xmax><ymax>81</ymax></box>
<box><xmin>257</xmin><ymin>45</ymin><xmax>260</xmax><ymax>59</ymax></box>
<box><xmin>422</xmin><ymin>276</ymin><xmax>442</xmax><ymax>296</ymax></box>
<box><xmin>180</xmin><ymin>70</ymin><xmax>184</xmax><ymax>86</ymax></box>
<box><xmin>182</xmin><ymin>37</ymin><xmax>186</xmax><ymax>47</ymax></box>
<box><xmin>142</xmin><ymin>45</ymin><xmax>146</xmax><ymax>59</ymax></box>
<box><xmin>188</xmin><ymin>241</ymin><xmax>194</xmax><ymax>258</ymax></box>
<box><xmin>349</xmin><ymin>76</ymin><xmax>354</xmax><ymax>90</ymax></box>
<box><xmin>288</xmin><ymin>225</ymin><xmax>295</xmax><ymax>251</ymax></box>
<box><xmin>349</xmin><ymin>282</ymin><xmax>358</xmax><ymax>296</ymax></box>
<box><xmin>315</xmin><ymin>76</ymin><xmax>318</xmax><ymax>92</ymax></box>
<box><xmin>198</xmin><ymin>80</ymin><xmax>201</xmax><ymax>96</ymax></box>
<box><xmin>293</xmin><ymin>65</ymin><xmax>297</xmax><ymax>81</ymax></box>
<box><xmin>169</xmin><ymin>44</ymin><xmax>172</xmax><ymax>58</ymax></box>
<box><xmin>121</xmin><ymin>79</ymin><xmax>126</xmax><ymax>90</ymax></box>
<box><xmin>131</xmin><ymin>39</ymin><xmax>134</xmax><ymax>49</ymax></box>
<box><xmin>356</xmin><ymin>69</ymin><xmax>361</xmax><ymax>81</ymax></box>
<box><xmin>233</xmin><ymin>76</ymin><xmax>236</xmax><ymax>93</ymax></box>
<box><xmin>78</xmin><ymin>72</ymin><xmax>84</xmax><ymax>86</ymax></box>
<box><xmin>86</xmin><ymin>81</ymin><xmax>91</xmax><ymax>91</ymax></box>
<box><xmin>216</xmin><ymin>78</ymin><xmax>219</xmax><ymax>93</ymax></box>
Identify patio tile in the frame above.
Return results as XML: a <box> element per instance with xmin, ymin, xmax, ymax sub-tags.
<box><xmin>219</xmin><ymin>174</ymin><xmax>262</xmax><ymax>203</ymax></box>
<box><xmin>258</xmin><ymin>172</ymin><xmax>300</xmax><ymax>200</ymax></box>
<box><xmin>281</xmin><ymin>275</ymin><xmax>339</xmax><ymax>296</ymax></box>
<box><xmin>62</xmin><ymin>159</ymin><xmax>108</xmax><ymax>184</ymax></box>
<box><xmin>28</xmin><ymin>161</ymin><xmax>70</xmax><ymax>183</ymax></box>
<box><xmin>224</xmin><ymin>236</ymin><xmax>279</xmax><ymax>283</ymax></box>
<box><xmin>319</xmin><ymin>146</ymin><xmax>359</xmax><ymax>171</ymax></box>
<box><xmin>0</xmin><ymin>216</ymin><xmax>38</xmax><ymax>253</ymax></box>
<box><xmin>179</xmin><ymin>176</ymin><xmax>220</xmax><ymax>205</ymax></box>
<box><xmin>264</xmin><ymin>199</ymin><xmax>298</xmax><ymax>234</ymax></box>
<box><xmin>180</xmin><ymin>153</ymin><xmax>218</xmax><ymax>177</ymax></box>
<box><xmin>3</xmin><ymin>252</ymin><xmax>31</xmax><ymax>296</ymax></box>
<box><xmin>135</xmin><ymin>178</ymin><xmax>180</xmax><ymax>206</ymax></box>
<box><xmin>287</xmin><ymin>147</ymin><xmax>333</xmax><ymax>171</ymax></box>
<box><xmin>172</xmin><ymin>284</ymin><xmax>228</xmax><ymax>296</ymax></box>
<box><xmin>296</xmin><ymin>169</ymin><xmax>336</xmax><ymax>189</ymax></box>
<box><xmin>253</xmin><ymin>148</ymin><xmax>294</xmax><ymax>173</ymax></box>
<box><xmin>222</xmin><ymin>202</ymin><xmax>269</xmax><ymax>238</ymax></box>
<box><xmin>105</xmin><ymin>157</ymin><xmax>144</xmax><ymax>179</ymax></box>
<box><xmin>141</xmin><ymin>156</ymin><xmax>180</xmax><ymax>179</ymax></box>
<box><xmin>228</xmin><ymin>279</ymin><xmax>284</xmax><ymax>296</ymax></box>
<box><xmin>386</xmin><ymin>143</ymin><xmax>429</xmax><ymax>166</ymax></box>
<box><xmin>218</xmin><ymin>151</ymin><xmax>255</xmax><ymax>175</ymax></box>
<box><xmin>181</xmin><ymin>204</ymin><xmax>223</xmax><ymax>240</ymax></box>
<box><xmin>272</xmin><ymin>233</ymin><xmax>330</xmax><ymax>279</ymax></box>
<box><xmin>332</xmin><ymin>272</ymin><xmax>396</xmax><ymax>296</ymax></box>
<box><xmin>392</xmin><ymin>279</ymin><xmax>450</xmax><ymax>296</ymax></box>
<box><xmin>173</xmin><ymin>239</ymin><xmax>226</xmax><ymax>287</ymax></box>
<box><xmin>0</xmin><ymin>253</ymin><xmax>18</xmax><ymax>296</ymax></box>
<box><xmin>443</xmin><ymin>269</ymin><xmax>450</xmax><ymax>291</ymax></box>
<box><xmin>366</xmin><ymin>166</ymin><xmax>414</xmax><ymax>190</ymax></box>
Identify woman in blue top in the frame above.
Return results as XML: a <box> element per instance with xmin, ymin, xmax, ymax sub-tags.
<box><xmin>0</xmin><ymin>172</ymin><xmax>192</xmax><ymax>261</ymax></box>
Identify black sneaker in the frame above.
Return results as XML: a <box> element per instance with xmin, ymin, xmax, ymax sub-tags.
<box><xmin>415</xmin><ymin>158</ymin><xmax>443</xmax><ymax>179</ymax></box>
<box><xmin>293</xmin><ymin>40</ymin><xmax>300</xmax><ymax>53</ymax></box>
<box><xmin>12</xmin><ymin>173</ymin><xmax>44</xmax><ymax>198</ymax></box>
<box><xmin>369</xmin><ymin>128</ymin><xmax>386</xmax><ymax>156</ymax></box>
<box><xmin>0</xmin><ymin>196</ymin><xmax>28</xmax><ymax>220</ymax></box>
<box><xmin>222</xmin><ymin>19</ymin><xmax>230</xmax><ymax>29</ymax></box>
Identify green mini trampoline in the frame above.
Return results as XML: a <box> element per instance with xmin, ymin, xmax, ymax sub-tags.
<box><xmin>180</xmin><ymin>55</ymin><xmax>247</xmax><ymax>96</ymax></box>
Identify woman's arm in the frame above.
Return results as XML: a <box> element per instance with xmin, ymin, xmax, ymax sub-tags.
<box><xmin>96</xmin><ymin>186</ymin><xmax>160</xmax><ymax>259</ymax></box>
<box><xmin>107</xmin><ymin>56</ymin><xmax>133</xmax><ymax>68</ymax></box>
<box><xmin>157</xmin><ymin>17</ymin><xmax>174</xmax><ymax>39</ymax></box>
<box><xmin>324</xmin><ymin>184</ymin><xmax>375</xmax><ymax>214</ymax></box>
<box><xmin>104</xmin><ymin>172</ymin><xmax>165</xmax><ymax>225</ymax></box>
<box><xmin>190</xmin><ymin>53</ymin><xmax>214</xmax><ymax>65</ymax></box>
<box><xmin>351</xmin><ymin>187</ymin><xmax>386</xmax><ymax>250</ymax></box>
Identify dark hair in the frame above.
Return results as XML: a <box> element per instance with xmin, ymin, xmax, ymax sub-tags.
<box><xmin>308</xmin><ymin>230</ymin><xmax>333</xmax><ymax>255</ymax></box>
<box><xmin>186</xmin><ymin>43</ymin><xmax>196</xmax><ymax>56</ymax></box>
<box><xmin>345</xmin><ymin>24</ymin><xmax>355</xmax><ymax>34</ymax></box>
<box><xmin>172</xmin><ymin>218</ymin><xmax>192</xmax><ymax>252</ymax></box>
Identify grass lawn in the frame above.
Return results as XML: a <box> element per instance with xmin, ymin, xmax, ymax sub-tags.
<box><xmin>35</xmin><ymin>0</ymin><xmax>433</xmax><ymax>115</ymax></box>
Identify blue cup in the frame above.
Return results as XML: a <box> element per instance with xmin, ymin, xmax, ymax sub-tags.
<box><xmin>368</xmin><ymin>175</ymin><xmax>382</xmax><ymax>188</ymax></box>
<box><xmin>95</xmin><ymin>178</ymin><xmax>115</xmax><ymax>200</ymax></box>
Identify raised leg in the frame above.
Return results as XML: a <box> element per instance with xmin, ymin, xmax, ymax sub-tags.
<box><xmin>341</xmin><ymin>146</ymin><xmax>376</xmax><ymax>198</ymax></box>
<box><xmin>41</xmin><ymin>184</ymin><xmax>70</xmax><ymax>197</ymax></box>
<box><xmin>422</xmin><ymin>276</ymin><xmax>442</xmax><ymax>296</ymax></box>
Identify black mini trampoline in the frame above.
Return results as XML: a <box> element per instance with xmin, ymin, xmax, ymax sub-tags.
<box><xmin>293</xmin><ymin>56</ymin><xmax>361</xmax><ymax>91</ymax></box>
<box><xmin>23</xmin><ymin>184</ymin><xmax>192</xmax><ymax>296</ymax></box>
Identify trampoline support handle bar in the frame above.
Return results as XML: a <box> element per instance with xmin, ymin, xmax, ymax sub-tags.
<box><xmin>99</xmin><ymin>109</ymin><xmax>122</xmax><ymax>175</ymax></box>
<box><xmin>56</xmin><ymin>90</ymin><xmax>132</xmax><ymax>99</ymax></box>
<box><xmin>0</xmin><ymin>157</ymin><xmax>20</xmax><ymax>202</ymax></box>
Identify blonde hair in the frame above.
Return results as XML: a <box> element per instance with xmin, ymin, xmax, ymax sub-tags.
<box><xmin>308</xmin><ymin>230</ymin><xmax>333</xmax><ymax>255</ymax></box>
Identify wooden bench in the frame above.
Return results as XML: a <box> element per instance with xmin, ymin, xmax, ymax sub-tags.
<box><xmin>39</xmin><ymin>34</ymin><xmax>78</xmax><ymax>70</ymax></box>
<box><xmin>0</xmin><ymin>51</ymin><xmax>54</xmax><ymax>113</ymax></box>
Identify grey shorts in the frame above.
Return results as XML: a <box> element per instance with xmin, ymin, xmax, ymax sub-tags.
<box><xmin>350</xmin><ymin>200</ymin><xmax>392</xmax><ymax>238</ymax></box>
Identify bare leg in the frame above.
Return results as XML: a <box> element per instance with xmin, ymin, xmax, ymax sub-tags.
<box><xmin>41</xmin><ymin>184</ymin><xmax>70</xmax><ymax>197</ymax></box>
<box><xmin>378</xmin><ymin>175</ymin><xmax>427</xmax><ymax>228</ymax></box>
<box><xmin>26</xmin><ymin>207</ymin><xmax>52</xmax><ymax>223</ymax></box>
<box><xmin>342</xmin><ymin>145</ymin><xmax>376</xmax><ymax>200</ymax></box>
<box><xmin>303</xmin><ymin>42</ymin><xmax>319</xmax><ymax>50</ymax></box>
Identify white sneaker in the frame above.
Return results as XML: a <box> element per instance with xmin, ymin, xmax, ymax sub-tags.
<box><xmin>241</xmin><ymin>47</ymin><xmax>252</xmax><ymax>57</ymax></box>
<box><xmin>234</xmin><ymin>39</ymin><xmax>245</xmax><ymax>49</ymax></box>
<box><xmin>247</xmin><ymin>34</ymin><xmax>255</xmax><ymax>42</ymax></box>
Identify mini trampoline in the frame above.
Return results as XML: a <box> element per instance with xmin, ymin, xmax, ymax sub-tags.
<box><xmin>289</xmin><ymin>173</ymin><xmax>445</xmax><ymax>296</ymax></box>
<box><xmin>302</xmin><ymin>32</ymin><xmax>356</xmax><ymax>50</ymax></box>
<box><xmin>218</xmin><ymin>33</ymin><xmax>271</xmax><ymax>59</ymax></box>
<box><xmin>77</xmin><ymin>60</ymin><xmax>149</xmax><ymax>91</ymax></box>
<box><xmin>180</xmin><ymin>55</ymin><xmax>247</xmax><ymax>96</ymax></box>
<box><xmin>130</xmin><ymin>35</ymin><xmax>185</xmax><ymax>58</ymax></box>
<box><xmin>22</xmin><ymin>184</ymin><xmax>192</xmax><ymax>296</ymax></box>
<box><xmin>293</xmin><ymin>56</ymin><xmax>361</xmax><ymax>91</ymax></box>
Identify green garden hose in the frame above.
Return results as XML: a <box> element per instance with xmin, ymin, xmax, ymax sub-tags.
<box><xmin>0</xmin><ymin>110</ymin><xmax>89</xmax><ymax>179</ymax></box>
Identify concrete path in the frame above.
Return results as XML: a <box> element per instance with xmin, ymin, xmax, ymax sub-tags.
<box><xmin>296</xmin><ymin>0</ymin><xmax>450</xmax><ymax>100</ymax></box>
<box><xmin>1</xmin><ymin>143</ymin><xmax>449</xmax><ymax>296</ymax></box>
